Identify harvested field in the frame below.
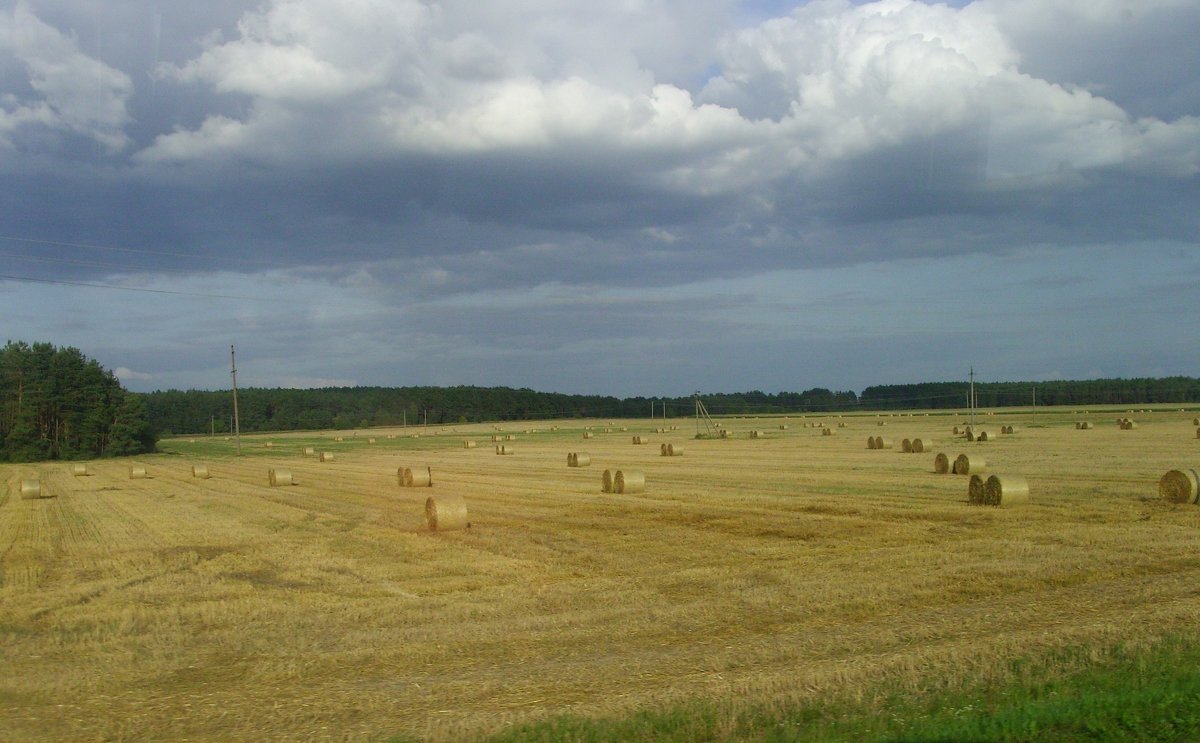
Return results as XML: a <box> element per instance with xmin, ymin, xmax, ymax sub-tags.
<box><xmin>3</xmin><ymin>409</ymin><xmax>1200</xmax><ymax>742</ymax></box>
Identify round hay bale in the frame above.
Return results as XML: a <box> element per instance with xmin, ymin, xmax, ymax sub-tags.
<box><xmin>750</xmin><ymin>430</ymin><xmax>762</xmax><ymax>439</ymax></box>
<box><xmin>875</xmin><ymin>436</ymin><xmax>893</xmax><ymax>450</ymax></box>
<box><xmin>491</xmin><ymin>435</ymin><xmax>502</xmax><ymax>442</ymax></box>
<box><xmin>303</xmin><ymin>447</ymin><xmax>315</xmax><ymax>457</ymax></box>
<box><xmin>463</xmin><ymin>440</ymin><xmax>477</xmax><ymax>449</ymax></box>
<box><xmin>601</xmin><ymin>469</ymin><xmax>614</xmax><ymax>493</ymax></box>
<box><xmin>192</xmin><ymin>465</ymin><xmax>210</xmax><ymax>479</ymax></box>
<box><xmin>129</xmin><ymin>466</ymin><xmax>148</xmax><ymax>479</ymax></box>
<box><xmin>568</xmin><ymin>452</ymin><xmax>591</xmax><ymax>467</ymax></box>
<box><xmin>71</xmin><ymin>463</ymin><xmax>89</xmax><ymax>476</ymax></box>
<box><xmin>934</xmin><ymin>452</ymin><xmax>951</xmax><ymax>474</ymax></box>
<box><xmin>965</xmin><ymin>431</ymin><xmax>977</xmax><ymax>442</ymax></box>
<box><xmin>667</xmin><ymin>443</ymin><xmax>684</xmax><ymax>457</ymax></box>
<box><xmin>583</xmin><ymin>432</ymin><xmax>594</xmax><ymax>439</ymax></box>
<box><xmin>901</xmin><ymin>438</ymin><xmax>913</xmax><ymax>453</ymax></box>
<box><xmin>398</xmin><ymin>466</ymin><xmax>432</xmax><ymax>487</ymax></box>
<box><xmin>984</xmin><ymin>475</ymin><xmax>1030</xmax><ymax>507</ymax></box>
<box><xmin>821</xmin><ymin>428</ymin><xmax>834</xmax><ymax>436</ymax></box>
<box><xmin>838</xmin><ymin>422</ymin><xmax>848</xmax><ymax>428</ymax></box>
<box><xmin>425</xmin><ymin>494</ymin><xmax>469</xmax><ymax>531</ymax></box>
<box><xmin>877</xmin><ymin>421</ymin><xmax>887</xmax><ymax>427</ymax></box>
<box><xmin>506</xmin><ymin>434</ymin><xmax>516</xmax><ymax>441</ymax></box>
<box><xmin>495</xmin><ymin>445</ymin><xmax>514</xmax><ymax>455</ymax></box>
<box><xmin>867</xmin><ymin>436</ymin><xmax>877</xmax><ymax>450</ymax></box>
<box><xmin>319</xmin><ymin>452</ymin><xmax>335</xmax><ymax>462</ymax></box>
<box><xmin>615</xmin><ymin>469</ymin><xmax>645</xmax><ymax>494</ymax></box>
<box><xmin>912</xmin><ymin>437</ymin><xmax>933</xmax><ymax>453</ymax></box>
<box><xmin>1193</xmin><ymin>418</ymin><xmax>1199</xmax><ymax>426</ymax></box>
<box><xmin>660</xmin><ymin>443</ymin><xmax>670</xmax><ymax>456</ymax></box>
<box><xmin>632</xmin><ymin>436</ymin><xmax>644</xmax><ymax>445</ymax></box>
<box><xmin>20</xmin><ymin>479</ymin><xmax>41</xmax><ymax>499</ymax></box>
<box><xmin>334</xmin><ymin>436</ymin><xmax>344</xmax><ymax>442</ymax></box>
<box><xmin>953</xmin><ymin>454</ymin><xmax>986</xmax><ymax>475</ymax></box>
<box><xmin>268</xmin><ymin>468</ymin><xmax>294</xmax><ymax>486</ymax></box>
<box><xmin>976</xmin><ymin>430</ymin><xmax>994</xmax><ymax>442</ymax></box>
<box><xmin>718</xmin><ymin>430</ymin><xmax>729</xmax><ymax>439</ymax></box>
<box><xmin>1122</xmin><ymin>420</ymin><xmax>1139</xmax><ymax>430</ymax></box>
<box><xmin>779</xmin><ymin>424</ymin><xmax>789</xmax><ymax>430</ymax></box>
<box><xmin>953</xmin><ymin>426</ymin><xmax>962</xmax><ymax>435</ymax></box>
<box><xmin>1159</xmin><ymin>469</ymin><xmax>1200</xmax><ymax>504</ymax></box>
<box><xmin>368</xmin><ymin>438</ymin><xmax>376</xmax><ymax>444</ymax></box>
<box><xmin>1195</xmin><ymin>428</ymin><xmax>1200</xmax><ymax>440</ymax></box>
<box><xmin>968</xmin><ymin>474</ymin><xmax>986</xmax><ymax>505</ymax></box>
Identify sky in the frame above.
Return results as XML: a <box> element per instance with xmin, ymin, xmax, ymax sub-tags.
<box><xmin>1</xmin><ymin>0</ymin><xmax>1197</xmax><ymax>397</ymax></box>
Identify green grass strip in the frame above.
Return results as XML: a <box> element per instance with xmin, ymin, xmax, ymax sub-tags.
<box><xmin>407</xmin><ymin>634</ymin><xmax>1200</xmax><ymax>743</ymax></box>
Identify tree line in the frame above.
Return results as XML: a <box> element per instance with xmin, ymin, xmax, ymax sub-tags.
<box><xmin>0</xmin><ymin>341</ymin><xmax>156</xmax><ymax>462</ymax></box>
<box><xmin>141</xmin><ymin>377</ymin><xmax>1200</xmax><ymax>436</ymax></box>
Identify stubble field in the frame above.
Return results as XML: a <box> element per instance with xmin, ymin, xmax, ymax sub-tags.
<box><xmin>3</xmin><ymin>408</ymin><xmax>1200</xmax><ymax>741</ymax></box>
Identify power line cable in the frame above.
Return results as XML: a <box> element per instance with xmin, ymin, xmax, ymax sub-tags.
<box><xmin>0</xmin><ymin>273</ymin><xmax>296</xmax><ymax>302</ymax></box>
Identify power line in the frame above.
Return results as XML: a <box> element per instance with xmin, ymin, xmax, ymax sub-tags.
<box><xmin>0</xmin><ymin>250</ymin><xmax>201</xmax><ymax>275</ymax></box>
<box><xmin>0</xmin><ymin>234</ymin><xmax>287</xmax><ymax>267</ymax></box>
<box><xmin>0</xmin><ymin>273</ymin><xmax>292</xmax><ymax>302</ymax></box>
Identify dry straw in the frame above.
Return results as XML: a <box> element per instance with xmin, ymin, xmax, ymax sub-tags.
<box><xmin>129</xmin><ymin>466</ymin><xmax>148</xmax><ymax>479</ymax></box>
<box><xmin>1076</xmin><ymin>421</ymin><xmax>1093</xmax><ymax>430</ymax></box>
<box><xmin>901</xmin><ymin>438</ymin><xmax>913</xmax><ymax>453</ymax></box>
<box><xmin>663</xmin><ymin>443</ymin><xmax>684</xmax><ymax>457</ymax></box>
<box><xmin>463</xmin><ymin>440</ymin><xmax>477</xmax><ymax>449</ymax></box>
<box><xmin>953</xmin><ymin>454</ymin><xmax>986</xmax><ymax>475</ymax></box>
<box><xmin>779</xmin><ymin>424</ymin><xmax>789</xmax><ymax>430</ymax></box>
<box><xmin>984</xmin><ymin>475</ymin><xmax>1030</xmax><ymax>507</ymax></box>
<box><xmin>976</xmin><ymin>430</ymin><xmax>994</xmax><ymax>442</ymax></box>
<box><xmin>304</xmin><ymin>447</ymin><xmax>315</xmax><ymax>457</ymax></box>
<box><xmin>1121</xmin><ymin>420</ymin><xmax>1139</xmax><ymax>430</ymax></box>
<box><xmin>268</xmin><ymin>468</ymin><xmax>294</xmax><ymax>486</ymax></box>
<box><xmin>398</xmin><ymin>466</ymin><xmax>432</xmax><ymax>487</ymax></box>
<box><xmin>71</xmin><ymin>463</ymin><xmax>89</xmax><ymax>476</ymax></box>
<box><xmin>495</xmin><ymin>445</ymin><xmax>514</xmax><ymax>455</ymax></box>
<box><xmin>632</xmin><ymin>436</ymin><xmax>645</xmax><ymax>445</ymax></box>
<box><xmin>968</xmin><ymin>474</ymin><xmax>986</xmax><ymax>505</ymax></box>
<box><xmin>1193</xmin><ymin>418</ymin><xmax>1199</xmax><ymax>426</ymax></box>
<box><xmin>583</xmin><ymin>432</ymin><xmax>594</xmax><ymax>439</ymax></box>
<box><xmin>602</xmin><ymin>469</ymin><xmax>614</xmax><ymax>493</ymax></box>
<box><xmin>1159</xmin><ymin>469</ymin><xmax>1200</xmax><ymax>504</ymax></box>
<box><xmin>20</xmin><ymin>479</ymin><xmax>42</xmax><ymax>499</ymax></box>
<box><xmin>1001</xmin><ymin>425</ymin><xmax>1019</xmax><ymax>434</ymax></box>
<box><xmin>912</xmin><ymin>437</ymin><xmax>933</xmax><ymax>453</ymax></box>
<box><xmin>934</xmin><ymin>452</ymin><xmax>951</xmax><ymax>474</ymax></box>
<box><xmin>874</xmin><ymin>436</ymin><xmax>893</xmax><ymax>450</ymax></box>
<box><xmin>838</xmin><ymin>422</ymin><xmax>848</xmax><ymax>428</ymax></box>
<box><xmin>1196</xmin><ymin>428</ymin><xmax>1200</xmax><ymax>440</ymax></box>
<box><xmin>877</xmin><ymin>421</ymin><xmax>887</xmax><ymax>426</ymax></box>
<box><xmin>491</xmin><ymin>435</ymin><xmax>502</xmax><ymax>442</ymax></box>
<box><xmin>319</xmin><ymin>452</ymin><xmax>335</xmax><ymax>462</ymax></box>
<box><xmin>192</xmin><ymin>465</ymin><xmax>210</xmax><ymax>479</ymax></box>
<box><xmin>750</xmin><ymin>430</ymin><xmax>762</xmax><ymax>439</ymax></box>
<box><xmin>867</xmin><ymin>436</ymin><xmax>878</xmax><ymax>450</ymax></box>
<box><xmin>425</xmin><ymin>494</ymin><xmax>469</xmax><ymax>531</ymax></box>
<box><xmin>821</xmin><ymin>428</ymin><xmax>834</xmax><ymax>436</ymax></box>
<box><xmin>368</xmin><ymin>438</ymin><xmax>376</xmax><ymax>444</ymax></box>
<box><xmin>568</xmin><ymin>452</ymin><xmax>591</xmax><ymax>467</ymax></box>
<box><xmin>615</xmin><ymin>469</ymin><xmax>646</xmax><ymax>494</ymax></box>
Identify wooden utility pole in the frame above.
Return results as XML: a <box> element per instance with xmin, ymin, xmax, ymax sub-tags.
<box><xmin>969</xmin><ymin>366</ymin><xmax>976</xmax><ymax>429</ymax></box>
<box><xmin>231</xmin><ymin>345</ymin><xmax>241</xmax><ymax>455</ymax></box>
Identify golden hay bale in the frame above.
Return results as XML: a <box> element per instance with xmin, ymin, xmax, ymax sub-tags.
<box><xmin>1159</xmin><ymin>469</ymin><xmax>1200</xmax><ymax>504</ymax></box>
<box><xmin>821</xmin><ymin>428</ymin><xmax>834</xmax><ymax>436</ymax></box>
<box><xmin>192</xmin><ymin>465</ymin><xmax>210</xmax><ymax>479</ymax></box>
<box><xmin>268</xmin><ymin>468</ymin><xmax>294</xmax><ymax>486</ymax></box>
<box><xmin>71</xmin><ymin>463</ymin><xmax>89</xmax><ymax>476</ymax></box>
<box><xmin>952</xmin><ymin>426</ymin><xmax>962</xmax><ymax>435</ymax></box>
<box><xmin>934</xmin><ymin>452</ymin><xmax>951</xmax><ymax>474</ymax></box>
<box><xmin>750</xmin><ymin>430</ymin><xmax>762</xmax><ymax>439</ymax></box>
<box><xmin>968</xmin><ymin>474</ymin><xmax>986</xmax><ymax>505</ymax></box>
<box><xmin>20</xmin><ymin>479</ymin><xmax>42</xmax><ymax>499</ymax></box>
<box><xmin>398</xmin><ymin>466</ymin><xmax>432</xmax><ymax>487</ymax></box>
<box><xmin>912</xmin><ymin>437</ymin><xmax>933</xmax><ymax>453</ymax></box>
<box><xmin>976</xmin><ymin>430</ymin><xmax>995</xmax><ymax>442</ymax></box>
<box><xmin>660</xmin><ymin>443</ymin><xmax>670</xmax><ymax>456</ymax></box>
<box><xmin>875</xmin><ymin>436</ymin><xmax>893</xmax><ymax>450</ymax></box>
<box><xmin>583</xmin><ymin>432</ymin><xmax>594</xmax><ymax>439</ymax></box>
<box><xmin>965</xmin><ymin>431</ymin><xmax>977</xmax><ymax>442</ymax></box>
<box><xmin>1196</xmin><ymin>428</ymin><xmax>1200</xmax><ymax>440</ymax></box>
<box><xmin>666</xmin><ymin>443</ymin><xmax>684</xmax><ymax>457</ymax></box>
<box><xmin>129</xmin><ymin>466</ymin><xmax>148</xmax><ymax>479</ymax></box>
<box><xmin>615</xmin><ymin>469</ymin><xmax>645</xmax><ymax>494</ymax></box>
<box><xmin>867</xmin><ymin>436</ymin><xmax>878</xmax><ymax>450</ymax></box>
<box><xmin>495</xmin><ymin>445</ymin><xmax>514</xmax><ymax>455</ymax></box>
<box><xmin>632</xmin><ymin>436</ymin><xmax>645</xmax><ymax>445</ymax></box>
<box><xmin>877</xmin><ymin>421</ymin><xmax>887</xmax><ymax>427</ymax></box>
<box><xmin>838</xmin><ymin>422</ymin><xmax>848</xmax><ymax>428</ymax></box>
<box><xmin>387</xmin><ymin>434</ymin><xmax>396</xmax><ymax>439</ymax></box>
<box><xmin>1193</xmin><ymin>418</ymin><xmax>1199</xmax><ymax>426</ymax></box>
<box><xmin>463</xmin><ymin>440</ymin><xmax>477</xmax><ymax>449</ymax></box>
<box><xmin>779</xmin><ymin>424</ymin><xmax>789</xmax><ymax>430</ymax></box>
<box><xmin>953</xmin><ymin>454</ymin><xmax>986</xmax><ymax>475</ymax></box>
<box><xmin>1121</xmin><ymin>420</ymin><xmax>1139</xmax><ymax>430</ymax></box>
<box><xmin>368</xmin><ymin>438</ymin><xmax>376</xmax><ymax>444</ymax></box>
<box><xmin>303</xmin><ymin>447</ymin><xmax>316</xmax><ymax>457</ymax></box>
<box><xmin>334</xmin><ymin>436</ymin><xmax>344</xmax><ymax>442</ymax></box>
<box><xmin>319</xmin><ymin>452</ymin><xmax>334</xmax><ymax>462</ymax></box>
<box><xmin>718</xmin><ymin>430</ymin><xmax>729</xmax><ymax>438</ymax></box>
<box><xmin>602</xmin><ymin>469</ymin><xmax>614</xmax><ymax>493</ymax></box>
<box><xmin>901</xmin><ymin>438</ymin><xmax>913</xmax><ymax>453</ymax></box>
<box><xmin>568</xmin><ymin>452</ymin><xmax>592</xmax><ymax>467</ymax></box>
<box><xmin>491</xmin><ymin>434</ymin><xmax>502</xmax><ymax>442</ymax></box>
<box><xmin>984</xmin><ymin>475</ymin><xmax>1030</xmax><ymax>507</ymax></box>
<box><xmin>425</xmin><ymin>494</ymin><xmax>469</xmax><ymax>531</ymax></box>
<box><xmin>506</xmin><ymin>434</ymin><xmax>516</xmax><ymax>441</ymax></box>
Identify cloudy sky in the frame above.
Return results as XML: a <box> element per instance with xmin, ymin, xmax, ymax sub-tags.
<box><xmin>2</xmin><ymin>0</ymin><xmax>1197</xmax><ymax>396</ymax></box>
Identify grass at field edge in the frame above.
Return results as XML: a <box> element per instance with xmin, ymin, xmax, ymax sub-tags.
<box><xmin>388</xmin><ymin>634</ymin><xmax>1200</xmax><ymax>742</ymax></box>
